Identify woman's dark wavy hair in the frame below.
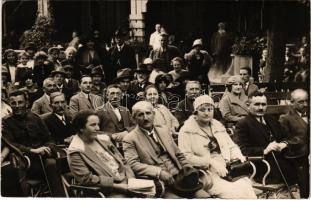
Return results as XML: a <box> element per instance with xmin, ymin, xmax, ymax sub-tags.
<box><xmin>155</xmin><ymin>74</ymin><xmax>170</xmax><ymax>88</ymax></box>
<box><xmin>72</xmin><ymin>110</ymin><xmax>99</xmax><ymax>133</ymax></box>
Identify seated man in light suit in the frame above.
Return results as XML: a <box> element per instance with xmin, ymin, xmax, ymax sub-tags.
<box><xmin>96</xmin><ymin>84</ymin><xmax>135</xmax><ymax>144</ymax></box>
<box><xmin>31</xmin><ymin>77</ymin><xmax>58</xmax><ymax>115</ymax></box>
<box><xmin>123</xmin><ymin>101</ymin><xmax>210</xmax><ymax>198</ymax></box>
<box><xmin>69</xmin><ymin>75</ymin><xmax>103</xmax><ymax>116</ymax></box>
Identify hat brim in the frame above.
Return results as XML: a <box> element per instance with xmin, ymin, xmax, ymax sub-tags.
<box><xmin>173</xmin><ymin>181</ymin><xmax>203</xmax><ymax>193</ymax></box>
<box><xmin>113</xmin><ymin>75</ymin><xmax>133</xmax><ymax>83</ymax></box>
<box><xmin>134</xmin><ymin>70</ymin><xmax>151</xmax><ymax>74</ymax></box>
<box><xmin>192</xmin><ymin>44</ymin><xmax>202</xmax><ymax>48</ymax></box>
<box><xmin>51</xmin><ymin>71</ymin><xmax>66</xmax><ymax>76</ymax></box>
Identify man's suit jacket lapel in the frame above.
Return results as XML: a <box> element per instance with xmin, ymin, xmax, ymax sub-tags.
<box><xmin>119</xmin><ymin>107</ymin><xmax>129</xmax><ymax>127</ymax></box>
<box><xmin>43</xmin><ymin>95</ymin><xmax>52</xmax><ymax>112</ymax></box>
<box><xmin>154</xmin><ymin>126</ymin><xmax>174</xmax><ymax>155</ymax></box>
<box><xmin>154</xmin><ymin>125</ymin><xmax>182</xmax><ymax>169</ymax></box>
<box><xmin>51</xmin><ymin>113</ymin><xmax>65</xmax><ymax>127</ymax></box>
<box><xmin>79</xmin><ymin>92</ymin><xmax>93</xmax><ymax>109</ymax></box>
<box><xmin>135</xmin><ymin>127</ymin><xmax>161</xmax><ymax>163</ymax></box>
<box><xmin>249</xmin><ymin>115</ymin><xmax>270</xmax><ymax>143</ymax></box>
<box><xmin>105</xmin><ymin>103</ymin><xmax>120</xmax><ymax>127</ymax></box>
<box><xmin>291</xmin><ymin>109</ymin><xmax>308</xmax><ymax>128</ymax></box>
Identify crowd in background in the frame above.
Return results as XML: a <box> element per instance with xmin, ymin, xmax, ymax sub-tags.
<box><xmin>1</xmin><ymin>22</ymin><xmax>309</xmax><ymax>198</ymax></box>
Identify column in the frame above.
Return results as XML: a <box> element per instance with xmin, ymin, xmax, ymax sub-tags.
<box><xmin>37</xmin><ymin>0</ymin><xmax>51</xmax><ymax>18</ymax></box>
<box><xmin>129</xmin><ymin>0</ymin><xmax>148</xmax><ymax>42</ymax></box>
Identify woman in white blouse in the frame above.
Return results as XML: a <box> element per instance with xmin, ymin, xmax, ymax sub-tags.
<box><xmin>144</xmin><ymin>85</ymin><xmax>179</xmax><ymax>134</ymax></box>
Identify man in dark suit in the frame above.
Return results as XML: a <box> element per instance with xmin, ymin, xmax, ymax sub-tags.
<box><xmin>31</xmin><ymin>77</ymin><xmax>58</xmax><ymax>115</ymax></box>
<box><xmin>51</xmin><ymin>66</ymin><xmax>80</xmax><ymax>103</ymax></box>
<box><xmin>234</xmin><ymin>91</ymin><xmax>298</xmax><ymax>188</ymax></box>
<box><xmin>279</xmin><ymin>89</ymin><xmax>309</xmax><ymax>198</ymax></box>
<box><xmin>41</xmin><ymin>92</ymin><xmax>75</xmax><ymax>145</ymax></box>
<box><xmin>113</xmin><ymin>68</ymin><xmax>136</xmax><ymax>110</ymax></box>
<box><xmin>63</xmin><ymin>64</ymin><xmax>80</xmax><ymax>102</ymax></box>
<box><xmin>123</xmin><ymin>101</ymin><xmax>209</xmax><ymax>198</ymax></box>
<box><xmin>239</xmin><ymin>67</ymin><xmax>258</xmax><ymax>96</ymax></box>
<box><xmin>129</xmin><ymin>64</ymin><xmax>152</xmax><ymax>102</ymax></box>
<box><xmin>69</xmin><ymin>75</ymin><xmax>104</xmax><ymax>116</ymax></box>
<box><xmin>96</xmin><ymin>84</ymin><xmax>134</xmax><ymax>143</ymax></box>
<box><xmin>90</xmin><ymin>65</ymin><xmax>107</xmax><ymax>97</ymax></box>
<box><xmin>108</xmin><ymin>30</ymin><xmax>137</xmax><ymax>84</ymax></box>
<box><xmin>174</xmin><ymin>81</ymin><xmax>201</xmax><ymax>127</ymax></box>
<box><xmin>3</xmin><ymin>90</ymin><xmax>65</xmax><ymax>196</ymax></box>
<box><xmin>149</xmin><ymin>32</ymin><xmax>181</xmax><ymax>72</ymax></box>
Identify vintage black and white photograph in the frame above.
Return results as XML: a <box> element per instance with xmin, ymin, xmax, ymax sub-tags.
<box><xmin>1</xmin><ymin>0</ymin><xmax>310</xmax><ymax>198</ymax></box>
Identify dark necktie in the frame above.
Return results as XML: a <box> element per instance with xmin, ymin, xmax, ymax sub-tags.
<box><xmin>259</xmin><ymin>117</ymin><xmax>274</xmax><ymax>141</ymax></box>
<box><xmin>148</xmin><ymin>132</ymin><xmax>164</xmax><ymax>153</ymax></box>
<box><xmin>88</xmin><ymin>94</ymin><xmax>93</xmax><ymax>108</ymax></box>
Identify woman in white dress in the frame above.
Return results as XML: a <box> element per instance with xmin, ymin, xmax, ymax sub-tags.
<box><xmin>178</xmin><ymin>95</ymin><xmax>256</xmax><ymax>198</ymax></box>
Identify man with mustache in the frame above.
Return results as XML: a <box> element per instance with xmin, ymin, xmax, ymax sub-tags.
<box><xmin>69</xmin><ymin>75</ymin><xmax>103</xmax><ymax>116</ymax></box>
<box><xmin>96</xmin><ymin>84</ymin><xmax>134</xmax><ymax>144</ymax></box>
<box><xmin>41</xmin><ymin>92</ymin><xmax>75</xmax><ymax>145</ymax></box>
<box><xmin>279</xmin><ymin>89</ymin><xmax>309</xmax><ymax>198</ymax></box>
<box><xmin>234</xmin><ymin>91</ymin><xmax>299</xmax><ymax>191</ymax></box>
<box><xmin>174</xmin><ymin>81</ymin><xmax>201</xmax><ymax>127</ymax></box>
<box><xmin>123</xmin><ymin>101</ymin><xmax>210</xmax><ymax>198</ymax></box>
<box><xmin>31</xmin><ymin>77</ymin><xmax>58</xmax><ymax>115</ymax></box>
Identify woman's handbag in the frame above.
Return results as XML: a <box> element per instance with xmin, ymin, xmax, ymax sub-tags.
<box><xmin>224</xmin><ymin>159</ymin><xmax>253</xmax><ymax>182</ymax></box>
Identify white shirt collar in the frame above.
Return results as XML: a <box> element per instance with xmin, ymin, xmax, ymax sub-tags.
<box><xmin>57</xmin><ymin>84</ymin><xmax>63</xmax><ymax>89</ymax></box>
<box><xmin>54</xmin><ymin>113</ymin><xmax>65</xmax><ymax>121</ymax></box>
<box><xmin>81</xmin><ymin>91</ymin><xmax>89</xmax><ymax>98</ymax></box>
<box><xmin>245</xmin><ymin>81</ymin><xmax>249</xmax><ymax>89</ymax></box>
<box><xmin>256</xmin><ymin>116</ymin><xmax>266</xmax><ymax>125</ymax></box>
<box><xmin>117</xmin><ymin>44</ymin><xmax>124</xmax><ymax>51</ymax></box>
<box><xmin>108</xmin><ymin>102</ymin><xmax>121</xmax><ymax>121</ymax></box>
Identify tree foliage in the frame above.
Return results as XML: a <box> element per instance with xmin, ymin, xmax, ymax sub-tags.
<box><xmin>20</xmin><ymin>16</ymin><xmax>56</xmax><ymax>50</ymax></box>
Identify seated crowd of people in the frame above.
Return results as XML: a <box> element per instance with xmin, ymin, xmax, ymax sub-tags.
<box><xmin>1</xmin><ymin>25</ymin><xmax>309</xmax><ymax>198</ymax></box>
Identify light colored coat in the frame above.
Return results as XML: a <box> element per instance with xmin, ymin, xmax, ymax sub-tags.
<box><xmin>219</xmin><ymin>92</ymin><xmax>248</xmax><ymax>122</ymax></box>
<box><xmin>67</xmin><ymin>134</ymin><xmax>134</xmax><ymax>188</ymax></box>
<box><xmin>178</xmin><ymin>115</ymin><xmax>243</xmax><ymax>167</ymax></box>
<box><xmin>154</xmin><ymin>104</ymin><xmax>179</xmax><ymax>132</ymax></box>
<box><xmin>178</xmin><ymin>116</ymin><xmax>256</xmax><ymax>198</ymax></box>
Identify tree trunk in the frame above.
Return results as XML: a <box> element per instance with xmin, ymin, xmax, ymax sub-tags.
<box><xmin>265</xmin><ymin>1</ymin><xmax>286</xmax><ymax>83</ymax></box>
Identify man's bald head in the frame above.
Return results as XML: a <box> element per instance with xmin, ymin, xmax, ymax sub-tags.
<box><xmin>132</xmin><ymin>101</ymin><xmax>154</xmax><ymax>118</ymax></box>
<box><xmin>291</xmin><ymin>89</ymin><xmax>308</xmax><ymax>113</ymax></box>
<box><xmin>132</xmin><ymin>101</ymin><xmax>155</xmax><ymax>131</ymax></box>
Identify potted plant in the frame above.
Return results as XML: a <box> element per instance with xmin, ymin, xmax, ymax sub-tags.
<box><xmin>231</xmin><ymin>36</ymin><xmax>264</xmax><ymax>75</ymax></box>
